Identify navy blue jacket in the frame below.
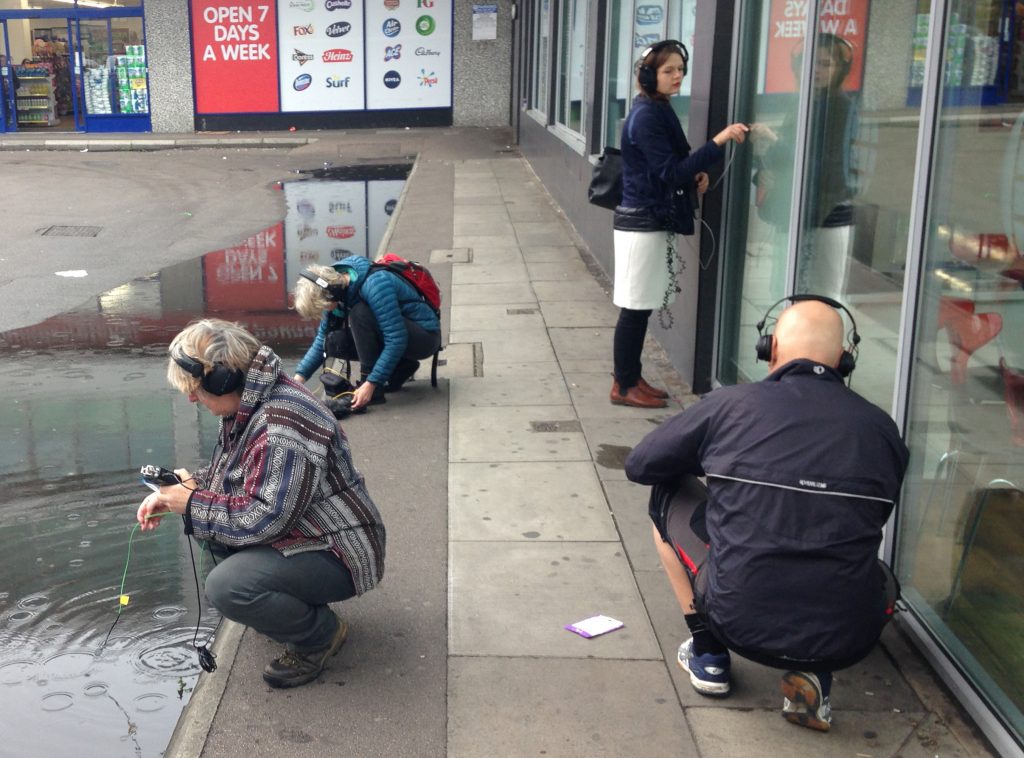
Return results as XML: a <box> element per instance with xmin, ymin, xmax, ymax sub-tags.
<box><xmin>296</xmin><ymin>256</ymin><xmax>440</xmax><ymax>384</ymax></box>
<box><xmin>616</xmin><ymin>95</ymin><xmax>724</xmax><ymax>235</ymax></box>
<box><xmin>625</xmin><ymin>359</ymin><xmax>909</xmax><ymax>669</ymax></box>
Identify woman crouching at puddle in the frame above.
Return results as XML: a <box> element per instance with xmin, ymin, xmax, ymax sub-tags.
<box><xmin>137</xmin><ymin>318</ymin><xmax>385</xmax><ymax>689</ymax></box>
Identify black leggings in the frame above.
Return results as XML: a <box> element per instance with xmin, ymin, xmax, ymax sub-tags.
<box><xmin>613</xmin><ymin>307</ymin><xmax>652</xmax><ymax>390</ymax></box>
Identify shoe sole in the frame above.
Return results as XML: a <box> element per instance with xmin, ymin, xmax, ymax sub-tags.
<box><xmin>676</xmin><ymin>655</ymin><xmax>730</xmax><ymax>697</ymax></box>
<box><xmin>262</xmin><ymin>620</ymin><xmax>349</xmax><ymax>689</ymax></box>
<box><xmin>780</xmin><ymin>673</ymin><xmax>830</xmax><ymax>732</ymax></box>
<box><xmin>609</xmin><ymin>396</ymin><xmax>668</xmax><ymax>409</ymax></box>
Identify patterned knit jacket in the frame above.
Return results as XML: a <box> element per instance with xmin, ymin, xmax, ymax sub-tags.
<box><xmin>186</xmin><ymin>345</ymin><xmax>385</xmax><ymax>595</ymax></box>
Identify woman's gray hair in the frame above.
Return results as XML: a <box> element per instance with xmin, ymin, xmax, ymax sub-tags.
<box><xmin>294</xmin><ymin>264</ymin><xmax>347</xmax><ymax>319</ymax></box>
<box><xmin>167</xmin><ymin>318</ymin><xmax>261</xmax><ymax>394</ymax></box>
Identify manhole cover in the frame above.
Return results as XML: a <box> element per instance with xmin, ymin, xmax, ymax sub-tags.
<box><xmin>530</xmin><ymin>420</ymin><xmax>581</xmax><ymax>433</ymax></box>
<box><xmin>40</xmin><ymin>225</ymin><xmax>102</xmax><ymax>237</ymax></box>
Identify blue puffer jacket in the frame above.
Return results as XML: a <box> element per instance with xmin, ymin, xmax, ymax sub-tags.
<box><xmin>295</xmin><ymin>256</ymin><xmax>440</xmax><ymax>384</ymax></box>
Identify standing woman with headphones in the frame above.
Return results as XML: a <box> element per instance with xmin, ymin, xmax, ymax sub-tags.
<box><xmin>611</xmin><ymin>40</ymin><xmax>748</xmax><ymax>408</ymax></box>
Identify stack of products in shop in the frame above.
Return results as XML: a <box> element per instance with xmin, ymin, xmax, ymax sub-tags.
<box><xmin>969</xmin><ymin>36</ymin><xmax>999</xmax><ymax>87</ymax></box>
<box><xmin>908</xmin><ymin>13</ymin><xmax>929</xmax><ymax>87</ymax></box>
<box><xmin>945</xmin><ymin>21</ymin><xmax>968</xmax><ymax>88</ymax></box>
<box><xmin>115</xmin><ymin>45</ymin><xmax>148</xmax><ymax>114</ymax></box>
<box><xmin>84</xmin><ymin>65</ymin><xmax>112</xmax><ymax>114</ymax></box>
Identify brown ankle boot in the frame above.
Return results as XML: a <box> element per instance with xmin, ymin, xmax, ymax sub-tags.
<box><xmin>637</xmin><ymin>377</ymin><xmax>669</xmax><ymax>399</ymax></box>
<box><xmin>610</xmin><ymin>379</ymin><xmax>667</xmax><ymax>408</ymax></box>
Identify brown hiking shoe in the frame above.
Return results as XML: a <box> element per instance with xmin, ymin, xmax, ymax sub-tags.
<box><xmin>263</xmin><ymin>616</ymin><xmax>349</xmax><ymax>689</ymax></box>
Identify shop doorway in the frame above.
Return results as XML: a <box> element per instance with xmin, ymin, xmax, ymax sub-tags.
<box><xmin>0</xmin><ymin>5</ymin><xmax>150</xmax><ymax>134</ymax></box>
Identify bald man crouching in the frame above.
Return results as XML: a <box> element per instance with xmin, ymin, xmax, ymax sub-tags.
<box><xmin>625</xmin><ymin>297</ymin><xmax>909</xmax><ymax>731</ymax></box>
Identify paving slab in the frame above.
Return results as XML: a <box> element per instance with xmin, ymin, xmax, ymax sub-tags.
<box><xmin>453</xmin><ymin>234</ymin><xmax>520</xmax><ymax>249</ymax></box>
<box><xmin>449</xmin><ymin>281</ymin><xmax>537</xmax><ymax>306</ymax></box>
<box><xmin>533</xmin><ymin>277</ymin><xmax>611</xmax><ymax>301</ymax></box>
<box><xmin>567</xmin><ymin>371</ymin><xmax>681</xmax><ymax>421</ymax></box>
<box><xmin>549</xmin><ymin>326</ymin><xmax>615</xmax><ymax>362</ymax></box>
<box><xmin>526</xmin><ymin>258</ymin><xmax>592</xmax><ymax>281</ymax></box>
<box><xmin>448</xmin><ymin>328</ymin><xmax>557</xmax><ymax>364</ymax></box>
<box><xmin>450</xmin><ymin>361</ymin><xmax>570</xmax><ymax>407</ymax></box>
<box><xmin>581</xmin><ymin>417</ymin><xmax>676</xmax><ymax>482</ymax></box>
<box><xmin>449</xmin><ymin>658</ymin><xmax>698</xmax><ymax>757</ymax></box>
<box><xmin>449</xmin><ymin>461</ymin><xmax>616</xmax><ymax>541</ymax></box>
<box><xmin>520</xmin><ymin>245</ymin><xmax>582</xmax><ymax>262</ymax></box>
<box><xmin>451</xmin><ymin>262</ymin><xmax>529</xmax><ymax>285</ymax></box>
<box><xmin>603</xmin><ymin>480</ymin><xmax>664</xmax><ymax>572</ymax></box>
<box><xmin>540</xmin><ymin>299</ymin><xmax>619</xmax><ymax>328</ymax></box>
<box><xmin>458</xmin><ymin>246</ymin><xmax>523</xmax><ymax>264</ymax></box>
<box><xmin>449</xmin><ymin>541</ymin><xmax>661</xmax><ymax>658</ymax></box>
<box><xmin>515</xmin><ymin>221</ymin><xmax>576</xmax><ymax>246</ymax></box>
<box><xmin>686</xmin><ymin>706</ymin><xmax>930</xmax><ymax>757</ymax></box>
<box><xmin>450</xmin><ymin>404</ymin><xmax>591</xmax><ymax>462</ymax></box>
<box><xmin>449</xmin><ymin>303</ymin><xmax>544</xmax><ymax>332</ymax></box>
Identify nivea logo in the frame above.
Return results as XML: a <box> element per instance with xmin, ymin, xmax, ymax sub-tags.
<box><xmin>293</xmin><ymin>73</ymin><xmax>313</xmax><ymax>91</ymax></box>
<box><xmin>325</xmin><ymin>0</ymin><xmax>351</xmax><ymax>9</ymax></box>
<box><xmin>326</xmin><ymin>21</ymin><xmax>352</xmax><ymax>37</ymax></box>
<box><xmin>383</xmin><ymin>18</ymin><xmax>401</xmax><ymax>37</ymax></box>
<box><xmin>385</xmin><ymin>199</ymin><xmax>397</xmax><ymax>216</ymax></box>
<box><xmin>383</xmin><ymin>70</ymin><xmax>401</xmax><ymax>88</ymax></box>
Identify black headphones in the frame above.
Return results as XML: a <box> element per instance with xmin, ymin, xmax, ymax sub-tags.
<box><xmin>299</xmin><ymin>270</ymin><xmax>346</xmax><ymax>302</ymax></box>
<box><xmin>755</xmin><ymin>294</ymin><xmax>860</xmax><ymax>378</ymax></box>
<box><xmin>638</xmin><ymin>39</ymin><xmax>688</xmax><ymax>95</ymax></box>
<box><xmin>172</xmin><ymin>351</ymin><xmax>245</xmax><ymax>396</ymax></box>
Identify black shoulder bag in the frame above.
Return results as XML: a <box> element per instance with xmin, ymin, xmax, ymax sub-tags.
<box><xmin>588</xmin><ymin>147</ymin><xmax>623</xmax><ymax>210</ymax></box>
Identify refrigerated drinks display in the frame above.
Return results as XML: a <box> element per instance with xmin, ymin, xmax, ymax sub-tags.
<box><xmin>14</xmin><ymin>64</ymin><xmax>57</xmax><ymax>126</ymax></box>
<box><xmin>113</xmin><ymin>44</ymin><xmax>148</xmax><ymax>115</ymax></box>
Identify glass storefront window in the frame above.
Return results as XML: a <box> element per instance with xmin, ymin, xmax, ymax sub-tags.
<box><xmin>555</xmin><ymin>0</ymin><xmax>587</xmax><ymax>134</ymax></box>
<box><xmin>78</xmin><ymin>16</ymin><xmax>149</xmax><ymax>116</ymax></box>
<box><xmin>899</xmin><ymin>0</ymin><xmax>1024</xmax><ymax>737</ymax></box>
<box><xmin>716</xmin><ymin>5</ymin><xmax>809</xmax><ymax>384</ymax></box>
<box><xmin>792</xmin><ymin>3</ymin><xmax>924</xmax><ymax>411</ymax></box>
<box><xmin>602</xmin><ymin>1</ymin><xmax>696</xmax><ymax>153</ymax></box>
<box><xmin>0</xmin><ymin>1</ymin><xmax>140</xmax><ymax>7</ymax></box>
<box><xmin>531</xmin><ymin>0</ymin><xmax>550</xmax><ymax>116</ymax></box>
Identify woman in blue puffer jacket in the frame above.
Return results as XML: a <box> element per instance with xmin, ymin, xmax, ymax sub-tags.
<box><xmin>294</xmin><ymin>255</ymin><xmax>441</xmax><ymax>410</ymax></box>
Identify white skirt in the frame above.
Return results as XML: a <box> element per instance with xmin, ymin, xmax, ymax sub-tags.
<box><xmin>613</xmin><ymin>229</ymin><xmax>676</xmax><ymax>310</ymax></box>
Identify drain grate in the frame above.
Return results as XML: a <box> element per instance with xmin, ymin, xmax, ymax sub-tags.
<box><xmin>41</xmin><ymin>225</ymin><xmax>103</xmax><ymax>237</ymax></box>
<box><xmin>530</xmin><ymin>420</ymin><xmax>582</xmax><ymax>433</ymax></box>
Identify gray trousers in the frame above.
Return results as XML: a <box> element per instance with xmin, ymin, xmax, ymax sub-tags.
<box><xmin>204</xmin><ymin>545</ymin><xmax>356</xmax><ymax>652</ymax></box>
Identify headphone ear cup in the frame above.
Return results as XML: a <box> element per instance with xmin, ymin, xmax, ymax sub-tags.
<box><xmin>755</xmin><ymin>333</ymin><xmax>773</xmax><ymax>362</ymax></box>
<box><xmin>638</xmin><ymin>64</ymin><xmax>656</xmax><ymax>94</ymax></box>
<box><xmin>201</xmin><ymin>364</ymin><xmax>243</xmax><ymax>395</ymax></box>
<box><xmin>837</xmin><ymin>350</ymin><xmax>856</xmax><ymax>378</ymax></box>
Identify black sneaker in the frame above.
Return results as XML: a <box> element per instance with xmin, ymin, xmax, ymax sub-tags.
<box><xmin>386</xmin><ymin>359</ymin><xmax>420</xmax><ymax>392</ymax></box>
<box><xmin>325</xmin><ymin>394</ymin><xmax>367</xmax><ymax>419</ymax></box>
<box><xmin>262</xmin><ymin>616</ymin><xmax>349</xmax><ymax>689</ymax></box>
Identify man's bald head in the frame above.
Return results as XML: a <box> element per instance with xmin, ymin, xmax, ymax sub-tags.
<box><xmin>768</xmin><ymin>299</ymin><xmax>845</xmax><ymax>370</ymax></box>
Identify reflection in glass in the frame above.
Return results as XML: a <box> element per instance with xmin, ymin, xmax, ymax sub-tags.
<box><xmin>899</xmin><ymin>0</ymin><xmax>1024</xmax><ymax>738</ymax></box>
<box><xmin>556</xmin><ymin>0</ymin><xmax>587</xmax><ymax>133</ymax></box>
<box><xmin>717</xmin><ymin>8</ymin><xmax>808</xmax><ymax>384</ymax></box>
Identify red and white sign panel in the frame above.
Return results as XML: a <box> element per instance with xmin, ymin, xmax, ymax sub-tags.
<box><xmin>764</xmin><ymin>0</ymin><xmax>869</xmax><ymax>94</ymax></box>
<box><xmin>192</xmin><ymin>1</ymin><xmax>280</xmax><ymax>113</ymax></box>
<box><xmin>204</xmin><ymin>223</ymin><xmax>287</xmax><ymax>311</ymax></box>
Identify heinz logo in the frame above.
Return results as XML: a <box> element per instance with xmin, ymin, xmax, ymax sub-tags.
<box><xmin>323</xmin><ymin>48</ymin><xmax>353</xmax><ymax>63</ymax></box>
<box><xmin>325</xmin><ymin>0</ymin><xmax>351</xmax><ymax>8</ymax></box>
<box><xmin>293</xmin><ymin>73</ymin><xmax>313</xmax><ymax>91</ymax></box>
<box><xmin>383</xmin><ymin>18</ymin><xmax>401</xmax><ymax>37</ymax></box>
<box><xmin>294</xmin><ymin>24</ymin><xmax>314</xmax><ymax>35</ymax></box>
<box><xmin>326</xmin><ymin>21</ymin><xmax>352</xmax><ymax>37</ymax></box>
<box><xmin>327</xmin><ymin>225</ymin><xmax>356</xmax><ymax>239</ymax></box>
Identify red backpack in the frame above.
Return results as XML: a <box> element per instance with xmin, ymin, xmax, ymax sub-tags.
<box><xmin>371</xmin><ymin>253</ymin><xmax>441</xmax><ymax>316</ymax></box>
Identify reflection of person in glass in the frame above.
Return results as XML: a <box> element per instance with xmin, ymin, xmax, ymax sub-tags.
<box><xmin>293</xmin><ymin>256</ymin><xmax>441</xmax><ymax>411</ymax></box>
<box><xmin>137</xmin><ymin>319</ymin><xmax>385</xmax><ymax>689</ymax></box>
<box><xmin>611</xmin><ymin>40</ymin><xmax>748</xmax><ymax>408</ymax></box>
<box><xmin>753</xmin><ymin>33</ymin><xmax>858</xmax><ymax>300</ymax></box>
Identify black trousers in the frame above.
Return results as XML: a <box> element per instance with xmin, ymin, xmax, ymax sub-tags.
<box><xmin>613</xmin><ymin>307</ymin><xmax>652</xmax><ymax>390</ymax></box>
<box><xmin>337</xmin><ymin>301</ymin><xmax>441</xmax><ymax>382</ymax></box>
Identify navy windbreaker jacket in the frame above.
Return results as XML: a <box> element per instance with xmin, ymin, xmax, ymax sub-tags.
<box><xmin>625</xmin><ymin>359</ymin><xmax>909</xmax><ymax>669</ymax></box>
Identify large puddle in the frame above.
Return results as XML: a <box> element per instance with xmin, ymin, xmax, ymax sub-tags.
<box><xmin>0</xmin><ymin>163</ymin><xmax>409</xmax><ymax>757</ymax></box>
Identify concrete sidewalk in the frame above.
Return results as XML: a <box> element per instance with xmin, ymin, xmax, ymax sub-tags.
<box><xmin>8</xmin><ymin>126</ymin><xmax>985</xmax><ymax>757</ymax></box>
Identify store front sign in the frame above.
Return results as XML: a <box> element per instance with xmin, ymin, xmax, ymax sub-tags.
<box><xmin>192</xmin><ymin>1</ymin><xmax>280</xmax><ymax>112</ymax></box>
<box><xmin>190</xmin><ymin>0</ymin><xmax>452</xmax><ymax>117</ymax></box>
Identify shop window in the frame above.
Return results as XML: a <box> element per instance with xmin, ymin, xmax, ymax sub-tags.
<box><xmin>601</xmin><ymin>1</ymin><xmax>696</xmax><ymax>152</ymax></box>
<box><xmin>554</xmin><ymin>0</ymin><xmax>587</xmax><ymax>136</ymax></box>
<box><xmin>530</xmin><ymin>0</ymin><xmax>551</xmax><ymax>117</ymax></box>
<box><xmin>0</xmin><ymin>1</ymin><xmax>141</xmax><ymax>7</ymax></box>
<box><xmin>900</xmin><ymin>0</ymin><xmax>1024</xmax><ymax>739</ymax></box>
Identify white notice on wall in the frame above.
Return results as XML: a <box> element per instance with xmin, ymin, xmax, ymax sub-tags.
<box><xmin>472</xmin><ymin>4</ymin><xmax>497</xmax><ymax>41</ymax></box>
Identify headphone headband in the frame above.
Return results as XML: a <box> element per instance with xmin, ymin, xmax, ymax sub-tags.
<box><xmin>638</xmin><ymin>39</ymin><xmax>689</xmax><ymax>94</ymax></box>
<box><xmin>754</xmin><ymin>294</ymin><xmax>860</xmax><ymax>379</ymax></box>
<box><xmin>299</xmin><ymin>269</ymin><xmax>345</xmax><ymax>301</ymax></box>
